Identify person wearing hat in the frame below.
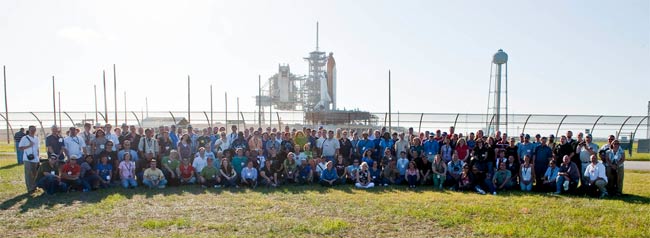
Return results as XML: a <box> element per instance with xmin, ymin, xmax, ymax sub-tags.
<box><xmin>576</xmin><ymin>133</ymin><xmax>599</xmax><ymax>175</ymax></box>
<box><xmin>517</xmin><ymin>134</ymin><xmax>535</xmax><ymax>163</ymax></box>
<box><xmin>36</xmin><ymin>155</ymin><xmax>68</xmax><ymax>195</ymax></box>
<box><xmin>63</xmin><ymin>126</ymin><xmax>86</xmax><ymax>162</ymax></box>
<box><xmin>143</xmin><ymin>159</ymin><xmax>167</xmax><ymax>189</ymax></box>
<box><xmin>60</xmin><ymin>155</ymin><xmax>90</xmax><ymax>192</ymax></box>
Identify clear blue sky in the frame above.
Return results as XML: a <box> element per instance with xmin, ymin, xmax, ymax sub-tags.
<box><xmin>1</xmin><ymin>0</ymin><xmax>648</xmax><ymax>115</ymax></box>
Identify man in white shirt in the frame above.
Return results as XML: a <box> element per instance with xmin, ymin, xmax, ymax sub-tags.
<box><xmin>63</xmin><ymin>127</ymin><xmax>86</xmax><ymax>160</ymax></box>
<box><xmin>192</xmin><ymin>147</ymin><xmax>208</xmax><ymax>175</ymax></box>
<box><xmin>318</xmin><ymin>130</ymin><xmax>340</xmax><ymax>163</ymax></box>
<box><xmin>576</xmin><ymin>134</ymin><xmax>599</xmax><ymax>175</ymax></box>
<box><xmin>583</xmin><ymin>154</ymin><xmax>608</xmax><ymax>198</ymax></box>
<box><xmin>104</xmin><ymin>124</ymin><xmax>119</xmax><ymax>151</ymax></box>
<box><xmin>19</xmin><ymin>126</ymin><xmax>40</xmax><ymax>193</ymax></box>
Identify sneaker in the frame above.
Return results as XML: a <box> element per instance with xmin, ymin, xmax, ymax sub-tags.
<box><xmin>201</xmin><ymin>185</ymin><xmax>207</xmax><ymax>189</ymax></box>
<box><xmin>82</xmin><ymin>189</ymin><xmax>89</xmax><ymax>192</ymax></box>
<box><xmin>563</xmin><ymin>181</ymin><xmax>569</xmax><ymax>191</ymax></box>
<box><xmin>215</xmin><ymin>185</ymin><xmax>222</xmax><ymax>188</ymax></box>
<box><xmin>383</xmin><ymin>183</ymin><xmax>388</xmax><ymax>187</ymax></box>
<box><xmin>492</xmin><ymin>192</ymin><xmax>497</xmax><ymax>195</ymax></box>
<box><xmin>475</xmin><ymin>186</ymin><xmax>486</xmax><ymax>195</ymax></box>
<box><xmin>599</xmin><ymin>192</ymin><xmax>608</xmax><ymax>199</ymax></box>
<box><xmin>158</xmin><ymin>185</ymin><xmax>165</xmax><ymax>189</ymax></box>
<box><xmin>553</xmin><ymin>191</ymin><xmax>561</xmax><ymax>195</ymax></box>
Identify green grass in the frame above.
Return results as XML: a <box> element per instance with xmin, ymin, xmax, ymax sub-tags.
<box><xmin>1</xmin><ymin>156</ymin><xmax>649</xmax><ymax>237</ymax></box>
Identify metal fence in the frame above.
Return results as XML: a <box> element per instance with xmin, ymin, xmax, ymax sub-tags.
<box><xmin>0</xmin><ymin>111</ymin><xmax>647</xmax><ymax>143</ymax></box>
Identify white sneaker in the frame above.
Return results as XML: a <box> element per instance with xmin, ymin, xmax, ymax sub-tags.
<box><xmin>492</xmin><ymin>192</ymin><xmax>497</xmax><ymax>195</ymax></box>
<box><xmin>383</xmin><ymin>184</ymin><xmax>388</xmax><ymax>187</ymax></box>
<box><xmin>563</xmin><ymin>181</ymin><xmax>569</xmax><ymax>191</ymax></box>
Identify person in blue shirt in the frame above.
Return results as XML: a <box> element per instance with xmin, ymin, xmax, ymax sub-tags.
<box><xmin>369</xmin><ymin>161</ymin><xmax>382</xmax><ymax>185</ymax></box>
<box><xmin>517</xmin><ymin>134</ymin><xmax>535</xmax><ymax>163</ymax></box>
<box><xmin>361</xmin><ymin>150</ymin><xmax>374</xmax><ymax>168</ymax></box>
<box><xmin>378</xmin><ymin>132</ymin><xmax>394</xmax><ymax>159</ymax></box>
<box><xmin>96</xmin><ymin>155</ymin><xmax>113</xmax><ymax>188</ymax></box>
<box><xmin>319</xmin><ymin>161</ymin><xmax>338</xmax><ymax>187</ymax></box>
<box><xmin>356</xmin><ymin>132</ymin><xmax>375</xmax><ymax>160</ymax></box>
<box><xmin>423</xmin><ymin>134</ymin><xmax>440</xmax><ymax>161</ymax></box>
<box><xmin>540</xmin><ymin>160</ymin><xmax>559</xmax><ymax>192</ymax></box>
<box><xmin>169</xmin><ymin>125</ymin><xmax>179</xmax><ymax>150</ymax></box>
<box><xmin>532</xmin><ymin>137</ymin><xmax>553</xmax><ymax>187</ymax></box>
<box><xmin>296</xmin><ymin>162</ymin><xmax>312</xmax><ymax>185</ymax></box>
<box><xmin>466</xmin><ymin>132</ymin><xmax>476</xmax><ymax>150</ymax></box>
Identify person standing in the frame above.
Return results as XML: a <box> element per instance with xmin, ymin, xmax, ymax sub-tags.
<box><xmin>14</xmin><ymin>128</ymin><xmax>25</xmax><ymax>164</ymax></box>
<box><xmin>607</xmin><ymin>140</ymin><xmax>625</xmax><ymax>196</ymax></box>
<box><xmin>45</xmin><ymin>125</ymin><xmax>65</xmax><ymax>161</ymax></box>
<box><xmin>19</xmin><ymin>126</ymin><xmax>40</xmax><ymax>193</ymax></box>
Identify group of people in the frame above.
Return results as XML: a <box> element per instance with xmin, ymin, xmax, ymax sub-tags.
<box><xmin>16</xmin><ymin>123</ymin><xmax>625</xmax><ymax>199</ymax></box>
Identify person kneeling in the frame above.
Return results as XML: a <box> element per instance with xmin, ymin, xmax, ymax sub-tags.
<box><xmin>583</xmin><ymin>155</ymin><xmax>608</xmax><ymax>198</ymax></box>
<box><xmin>241</xmin><ymin>161</ymin><xmax>258</xmax><ymax>188</ymax></box>
<box><xmin>36</xmin><ymin>155</ymin><xmax>68</xmax><ymax>195</ymax></box>
<box><xmin>200</xmin><ymin>157</ymin><xmax>221</xmax><ymax>188</ymax></box>
<box><xmin>319</xmin><ymin>161</ymin><xmax>339</xmax><ymax>187</ymax></box>
<box><xmin>492</xmin><ymin>162</ymin><xmax>512</xmax><ymax>192</ymax></box>
<box><xmin>143</xmin><ymin>160</ymin><xmax>167</xmax><ymax>189</ymax></box>
<box><xmin>177</xmin><ymin>158</ymin><xmax>197</xmax><ymax>185</ymax></box>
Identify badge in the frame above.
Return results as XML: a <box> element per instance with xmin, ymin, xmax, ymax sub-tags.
<box><xmin>67</xmin><ymin>171</ymin><xmax>72</xmax><ymax>175</ymax></box>
<box><xmin>58</xmin><ymin>138</ymin><xmax>63</xmax><ymax>143</ymax></box>
<box><xmin>100</xmin><ymin>145</ymin><xmax>105</xmax><ymax>149</ymax></box>
<box><xmin>51</xmin><ymin>170</ymin><xmax>56</xmax><ymax>175</ymax></box>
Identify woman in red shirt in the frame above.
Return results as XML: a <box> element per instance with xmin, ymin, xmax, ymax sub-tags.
<box><xmin>455</xmin><ymin>138</ymin><xmax>470</xmax><ymax>162</ymax></box>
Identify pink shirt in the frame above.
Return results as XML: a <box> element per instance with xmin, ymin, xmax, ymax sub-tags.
<box><xmin>119</xmin><ymin>161</ymin><xmax>135</xmax><ymax>179</ymax></box>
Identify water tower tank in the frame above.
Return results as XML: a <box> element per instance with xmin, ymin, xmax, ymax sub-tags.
<box><xmin>492</xmin><ymin>49</ymin><xmax>508</xmax><ymax>65</ymax></box>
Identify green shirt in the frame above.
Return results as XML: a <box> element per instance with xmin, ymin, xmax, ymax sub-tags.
<box><xmin>232</xmin><ymin>156</ymin><xmax>247</xmax><ymax>174</ymax></box>
<box><xmin>201</xmin><ymin>166</ymin><xmax>219</xmax><ymax>179</ymax></box>
<box><xmin>163</xmin><ymin>157</ymin><xmax>180</xmax><ymax>171</ymax></box>
<box><xmin>36</xmin><ymin>161</ymin><xmax>58</xmax><ymax>181</ymax></box>
<box><xmin>494</xmin><ymin>170</ymin><xmax>512</xmax><ymax>186</ymax></box>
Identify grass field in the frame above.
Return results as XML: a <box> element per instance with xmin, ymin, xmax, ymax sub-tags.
<box><xmin>0</xmin><ymin>156</ymin><xmax>649</xmax><ymax>237</ymax></box>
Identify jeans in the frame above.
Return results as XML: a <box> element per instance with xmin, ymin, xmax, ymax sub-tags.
<box><xmin>16</xmin><ymin>143</ymin><xmax>23</xmax><ymax>164</ymax></box>
<box><xmin>355</xmin><ymin>182</ymin><xmax>375</xmax><ymax>188</ymax></box>
<box><xmin>407</xmin><ymin>175</ymin><xmax>418</xmax><ymax>187</ymax></box>
<box><xmin>143</xmin><ymin>178</ymin><xmax>168</xmax><ymax>188</ymax></box>
<box><xmin>121</xmin><ymin>178</ymin><xmax>137</xmax><ymax>188</ymax></box>
<box><xmin>62</xmin><ymin>178</ymin><xmax>90</xmax><ymax>191</ymax></box>
<box><xmin>222</xmin><ymin>176</ymin><xmax>237</xmax><ymax>187</ymax></box>
<box><xmin>37</xmin><ymin>176</ymin><xmax>67</xmax><ymax>195</ymax></box>
<box><xmin>520</xmin><ymin>181</ymin><xmax>533</xmax><ymax>191</ymax></box>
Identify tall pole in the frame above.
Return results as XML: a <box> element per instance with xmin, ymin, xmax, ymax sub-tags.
<box><xmin>237</xmin><ymin>97</ymin><xmax>240</xmax><ymax>130</ymax></box>
<box><xmin>187</xmin><ymin>75</ymin><xmax>191</xmax><ymax>123</ymax></box>
<box><xmin>58</xmin><ymin>92</ymin><xmax>62</xmax><ymax>126</ymax></box>
<box><xmin>3</xmin><ymin>66</ymin><xmax>8</xmax><ymax>144</ymax></box>
<box><xmin>145</xmin><ymin>97</ymin><xmax>149</xmax><ymax>118</ymax></box>
<box><xmin>113</xmin><ymin>64</ymin><xmax>118</xmax><ymax>126</ymax></box>
<box><xmin>124</xmin><ymin>91</ymin><xmax>127</xmax><ymax>125</ymax></box>
<box><xmin>647</xmin><ymin>101</ymin><xmax>649</xmax><ymax>140</ymax></box>
<box><xmin>225</xmin><ymin>92</ymin><xmax>228</xmax><ymax>126</ymax></box>
<box><xmin>52</xmin><ymin>76</ymin><xmax>57</xmax><ymax>127</ymax></box>
<box><xmin>388</xmin><ymin>70</ymin><xmax>392</xmax><ymax>133</ymax></box>
<box><xmin>210</xmin><ymin>85</ymin><xmax>213</xmax><ymax>127</ymax></box>
<box><xmin>258</xmin><ymin>75</ymin><xmax>262</xmax><ymax>129</ymax></box>
<box><xmin>102</xmin><ymin>70</ymin><xmax>108</xmax><ymax>124</ymax></box>
<box><xmin>94</xmin><ymin>85</ymin><xmax>98</xmax><ymax>124</ymax></box>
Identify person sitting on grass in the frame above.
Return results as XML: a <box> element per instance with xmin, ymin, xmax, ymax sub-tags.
<box><xmin>432</xmin><ymin>154</ymin><xmax>447</xmax><ymax>190</ymax></box>
<box><xmin>540</xmin><ymin>160</ymin><xmax>559</xmax><ymax>192</ymax></box>
<box><xmin>406</xmin><ymin>161</ymin><xmax>420</xmax><ymax>189</ymax></box>
<box><xmin>162</xmin><ymin>150</ymin><xmax>181</xmax><ymax>186</ymax></box>
<box><xmin>319</xmin><ymin>161</ymin><xmax>339</xmax><ymax>187</ymax></box>
<box><xmin>335</xmin><ymin>156</ymin><xmax>347</xmax><ymax>184</ymax></box>
<box><xmin>296</xmin><ymin>160</ymin><xmax>313</xmax><ymax>185</ymax></box>
<box><xmin>220</xmin><ymin>159</ymin><xmax>238</xmax><ymax>188</ymax></box>
<box><xmin>446</xmin><ymin>153</ymin><xmax>464</xmax><ymax>190</ymax></box>
<box><xmin>177</xmin><ymin>158</ymin><xmax>196</xmax><ymax>185</ymax></box>
<box><xmin>506</xmin><ymin>155</ymin><xmax>520</xmax><ymax>187</ymax></box>
<box><xmin>284</xmin><ymin>152</ymin><xmax>298</xmax><ymax>184</ymax></box>
<box><xmin>241</xmin><ymin>161</ymin><xmax>258</xmax><ymax>188</ymax></box>
<box><xmin>492</xmin><ymin>162</ymin><xmax>512</xmax><ymax>191</ymax></box>
<box><xmin>583</xmin><ymin>154</ymin><xmax>608</xmax><ymax>198</ymax></box>
<box><xmin>356</xmin><ymin>161</ymin><xmax>375</xmax><ymax>189</ymax></box>
<box><xmin>200</xmin><ymin>157</ymin><xmax>221</xmax><ymax>188</ymax></box>
<box><xmin>259</xmin><ymin>159</ymin><xmax>278</xmax><ymax>187</ymax></box>
<box><xmin>555</xmin><ymin>155</ymin><xmax>580</xmax><ymax>194</ymax></box>
<box><xmin>344</xmin><ymin>159</ymin><xmax>360</xmax><ymax>184</ymax></box>
<box><xmin>142</xmin><ymin>159</ymin><xmax>167</xmax><ymax>189</ymax></box>
<box><xmin>369</xmin><ymin>161</ymin><xmax>382</xmax><ymax>185</ymax></box>
<box><xmin>470</xmin><ymin>164</ymin><xmax>495</xmax><ymax>195</ymax></box>
<box><xmin>519</xmin><ymin>155</ymin><xmax>535</xmax><ymax>192</ymax></box>
<box><xmin>457</xmin><ymin>164</ymin><xmax>473</xmax><ymax>192</ymax></box>
<box><xmin>36</xmin><ymin>155</ymin><xmax>68</xmax><ymax>195</ymax></box>
<box><xmin>61</xmin><ymin>155</ymin><xmax>90</xmax><ymax>192</ymax></box>
<box><xmin>80</xmin><ymin>155</ymin><xmax>101</xmax><ymax>190</ymax></box>
<box><xmin>417</xmin><ymin>155</ymin><xmax>432</xmax><ymax>185</ymax></box>
<box><xmin>232</xmin><ymin>148</ymin><xmax>248</xmax><ymax>181</ymax></box>
<box><xmin>381</xmin><ymin>159</ymin><xmax>400</xmax><ymax>186</ymax></box>
<box><xmin>119</xmin><ymin>153</ymin><xmax>137</xmax><ymax>189</ymax></box>
<box><xmin>95</xmin><ymin>155</ymin><xmax>113</xmax><ymax>188</ymax></box>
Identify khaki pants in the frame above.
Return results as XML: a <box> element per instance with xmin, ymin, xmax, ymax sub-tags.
<box><xmin>594</xmin><ymin>179</ymin><xmax>608</xmax><ymax>194</ymax></box>
<box><xmin>24</xmin><ymin>162</ymin><xmax>39</xmax><ymax>192</ymax></box>
<box><xmin>608</xmin><ymin>166</ymin><xmax>624</xmax><ymax>194</ymax></box>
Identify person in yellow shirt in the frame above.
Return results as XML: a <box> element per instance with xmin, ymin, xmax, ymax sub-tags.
<box><xmin>143</xmin><ymin>160</ymin><xmax>167</xmax><ymax>189</ymax></box>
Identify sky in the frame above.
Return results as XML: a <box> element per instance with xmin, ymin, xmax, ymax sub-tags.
<box><xmin>0</xmin><ymin>0</ymin><xmax>648</xmax><ymax>117</ymax></box>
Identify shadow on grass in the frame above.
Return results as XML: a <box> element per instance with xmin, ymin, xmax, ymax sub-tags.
<box><xmin>0</xmin><ymin>163</ymin><xmax>22</xmax><ymax>170</ymax></box>
<box><xmin>2</xmin><ymin>182</ymin><xmax>648</xmax><ymax>213</ymax></box>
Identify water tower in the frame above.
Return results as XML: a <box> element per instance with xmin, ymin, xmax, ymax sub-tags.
<box><xmin>486</xmin><ymin>49</ymin><xmax>509</xmax><ymax>135</ymax></box>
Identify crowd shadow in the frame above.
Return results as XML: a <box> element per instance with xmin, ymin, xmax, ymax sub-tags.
<box><xmin>1</xmin><ymin>182</ymin><xmax>648</xmax><ymax>213</ymax></box>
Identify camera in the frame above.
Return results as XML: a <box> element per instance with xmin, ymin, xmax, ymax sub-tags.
<box><xmin>27</xmin><ymin>154</ymin><xmax>35</xmax><ymax>160</ymax></box>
